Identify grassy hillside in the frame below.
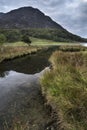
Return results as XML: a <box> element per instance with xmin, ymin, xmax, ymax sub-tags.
<box><xmin>41</xmin><ymin>47</ymin><xmax>87</xmax><ymax>130</ymax></box>
<box><xmin>0</xmin><ymin>29</ymin><xmax>87</xmax><ymax>44</ymax></box>
<box><xmin>0</xmin><ymin>7</ymin><xmax>86</xmax><ymax>43</ymax></box>
<box><xmin>21</xmin><ymin>29</ymin><xmax>87</xmax><ymax>42</ymax></box>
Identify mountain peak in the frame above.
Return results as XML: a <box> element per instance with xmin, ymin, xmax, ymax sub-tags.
<box><xmin>0</xmin><ymin>6</ymin><xmax>63</xmax><ymax>29</ymax></box>
<box><xmin>0</xmin><ymin>7</ymin><xmax>86</xmax><ymax>42</ymax></box>
<box><xmin>8</xmin><ymin>6</ymin><xmax>44</xmax><ymax>15</ymax></box>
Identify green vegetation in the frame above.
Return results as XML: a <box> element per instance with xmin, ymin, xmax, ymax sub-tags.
<box><xmin>22</xmin><ymin>35</ymin><xmax>31</xmax><ymax>45</ymax></box>
<box><xmin>30</xmin><ymin>37</ymin><xmax>61</xmax><ymax>45</ymax></box>
<box><xmin>0</xmin><ymin>29</ymin><xmax>86</xmax><ymax>44</ymax></box>
<box><xmin>0</xmin><ymin>36</ymin><xmax>62</xmax><ymax>63</ymax></box>
<box><xmin>20</xmin><ymin>28</ymin><xmax>87</xmax><ymax>42</ymax></box>
<box><xmin>4</xmin><ymin>41</ymin><xmax>29</xmax><ymax>46</ymax></box>
<box><xmin>6</xmin><ymin>30</ymin><xmax>21</xmax><ymax>42</ymax></box>
<box><xmin>29</xmin><ymin>37</ymin><xmax>79</xmax><ymax>46</ymax></box>
<box><xmin>0</xmin><ymin>34</ymin><xmax>6</xmax><ymax>44</ymax></box>
<box><xmin>41</xmin><ymin>47</ymin><xmax>87</xmax><ymax>130</ymax></box>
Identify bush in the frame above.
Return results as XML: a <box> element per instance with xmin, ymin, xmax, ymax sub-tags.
<box><xmin>22</xmin><ymin>35</ymin><xmax>31</xmax><ymax>45</ymax></box>
<box><xmin>0</xmin><ymin>34</ymin><xmax>6</xmax><ymax>44</ymax></box>
<box><xmin>6</xmin><ymin>30</ymin><xmax>21</xmax><ymax>42</ymax></box>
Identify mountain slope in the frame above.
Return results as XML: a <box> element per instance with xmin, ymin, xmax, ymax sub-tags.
<box><xmin>0</xmin><ymin>12</ymin><xmax>4</xmax><ymax>18</ymax></box>
<box><xmin>0</xmin><ymin>7</ymin><xmax>86</xmax><ymax>42</ymax></box>
<box><xmin>0</xmin><ymin>7</ymin><xmax>64</xmax><ymax>29</ymax></box>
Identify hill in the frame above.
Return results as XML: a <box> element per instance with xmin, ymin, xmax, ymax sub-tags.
<box><xmin>0</xmin><ymin>7</ymin><xmax>86</xmax><ymax>42</ymax></box>
<box><xmin>0</xmin><ymin>13</ymin><xmax>4</xmax><ymax>18</ymax></box>
<box><xmin>0</xmin><ymin>7</ymin><xmax>64</xmax><ymax>29</ymax></box>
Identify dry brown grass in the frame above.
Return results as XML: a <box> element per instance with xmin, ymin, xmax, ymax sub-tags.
<box><xmin>0</xmin><ymin>46</ymin><xmax>41</xmax><ymax>62</ymax></box>
<box><xmin>41</xmin><ymin>50</ymin><xmax>87</xmax><ymax>130</ymax></box>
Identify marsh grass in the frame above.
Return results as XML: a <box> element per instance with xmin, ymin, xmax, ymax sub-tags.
<box><xmin>41</xmin><ymin>50</ymin><xmax>87</xmax><ymax>130</ymax></box>
<box><xmin>0</xmin><ymin>45</ymin><xmax>41</xmax><ymax>62</ymax></box>
<box><xmin>59</xmin><ymin>45</ymin><xmax>86</xmax><ymax>52</ymax></box>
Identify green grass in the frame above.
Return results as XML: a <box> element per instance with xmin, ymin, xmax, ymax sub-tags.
<box><xmin>2</xmin><ymin>38</ymin><xmax>66</xmax><ymax>47</ymax></box>
<box><xmin>41</xmin><ymin>50</ymin><xmax>87</xmax><ymax>130</ymax></box>
<box><xmin>2</xmin><ymin>37</ymin><xmax>80</xmax><ymax>46</ymax></box>
<box><xmin>31</xmin><ymin>37</ymin><xmax>59</xmax><ymax>45</ymax></box>
<box><xmin>30</xmin><ymin>37</ymin><xmax>77</xmax><ymax>45</ymax></box>
<box><xmin>3</xmin><ymin>41</ymin><xmax>28</xmax><ymax>46</ymax></box>
<box><xmin>0</xmin><ymin>38</ymin><xmax>80</xmax><ymax>63</ymax></box>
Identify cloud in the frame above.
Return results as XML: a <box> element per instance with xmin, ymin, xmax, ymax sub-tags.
<box><xmin>0</xmin><ymin>0</ymin><xmax>87</xmax><ymax>38</ymax></box>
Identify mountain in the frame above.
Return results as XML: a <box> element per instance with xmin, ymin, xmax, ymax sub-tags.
<box><xmin>0</xmin><ymin>7</ymin><xmax>64</xmax><ymax>29</ymax></box>
<box><xmin>0</xmin><ymin>7</ymin><xmax>86</xmax><ymax>42</ymax></box>
<box><xmin>0</xmin><ymin>13</ymin><xmax>4</xmax><ymax>18</ymax></box>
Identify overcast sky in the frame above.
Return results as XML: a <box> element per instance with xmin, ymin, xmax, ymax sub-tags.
<box><xmin>0</xmin><ymin>0</ymin><xmax>87</xmax><ymax>38</ymax></box>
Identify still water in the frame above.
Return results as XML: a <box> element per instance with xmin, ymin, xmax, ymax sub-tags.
<box><xmin>0</xmin><ymin>47</ymin><xmax>51</xmax><ymax>76</ymax></box>
<box><xmin>81</xmin><ymin>43</ymin><xmax>87</xmax><ymax>47</ymax></box>
<box><xmin>0</xmin><ymin>46</ymin><xmax>58</xmax><ymax>130</ymax></box>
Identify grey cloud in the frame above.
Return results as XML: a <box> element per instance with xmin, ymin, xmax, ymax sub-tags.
<box><xmin>44</xmin><ymin>0</ymin><xmax>87</xmax><ymax>38</ymax></box>
<box><xmin>0</xmin><ymin>1</ymin><xmax>5</xmax><ymax>5</ymax></box>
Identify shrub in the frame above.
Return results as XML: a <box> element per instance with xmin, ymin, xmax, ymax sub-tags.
<box><xmin>0</xmin><ymin>34</ymin><xmax>6</xmax><ymax>44</ymax></box>
<box><xmin>6</xmin><ymin>30</ymin><xmax>21</xmax><ymax>42</ymax></box>
<box><xmin>22</xmin><ymin>35</ymin><xmax>31</xmax><ymax>45</ymax></box>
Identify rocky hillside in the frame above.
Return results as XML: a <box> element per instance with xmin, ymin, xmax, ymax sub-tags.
<box><xmin>0</xmin><ymin>7</ymin><xmax>86</xmax><ymax>42</ymax></box>
<box><xmin>0</xmin><ymin>7</ymin><xmax>64</xmax><ymax>29</ymax></box>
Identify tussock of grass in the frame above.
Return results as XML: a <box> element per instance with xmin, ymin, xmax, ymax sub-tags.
<box><xmin>59</xmin><ymin>45</ymin><xmax>86</xmax><ymax>52</ymax></box>
<box><xmin>0</xmin><ymin>46</ymin><xmax>42</xmax><ymax>62</ymax></box>
<box><xmin>41</xmin><ymin>51</ymin><xmax>87</xmax><ymax>130</ymax></box>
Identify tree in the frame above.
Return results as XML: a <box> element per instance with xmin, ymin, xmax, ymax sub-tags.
<box><xmin>0</xmin><ymin>34</ymin><xmax>6</xmax><ymax>44</ymax></box>
<box><xmin>0</xmin><ymin>34</ymin><xmax>6</xmax><ymax>52</ymax></box>
<box><xmin>22</xmin><ymin>35</ymin><xmax>31</xmax><ymax>46</ymax></box>
<box><xmin>6</xmin><ymin>30</ymin><xmax>21</xmax><ymax>42</ymax></box>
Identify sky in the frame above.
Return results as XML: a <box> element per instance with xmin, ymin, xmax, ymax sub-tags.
<box><xmin>0</xmin><ymin>0</ymin><xmax>87</xmax><ymax>38</ymax></box>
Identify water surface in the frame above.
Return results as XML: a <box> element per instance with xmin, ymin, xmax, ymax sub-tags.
<box><xmin>0</xmin><ymin>46</ymin><xmax>58</xmax><ymax>130</ymax></box>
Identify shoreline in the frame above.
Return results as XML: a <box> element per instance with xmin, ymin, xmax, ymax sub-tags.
<box><xmin>0</xmin><ymin>46</ymin><xmax>43</xmax><ymax>63</ymax></box>
<box><xmin>0</xmin><ymin>68</ymin><xmax>58</xmax><ymax>130</ymax></box>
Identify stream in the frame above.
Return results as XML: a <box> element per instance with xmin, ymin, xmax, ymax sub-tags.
<box><xmin>0</xmin><ymin>46</ymin><xmax>59</xmax><ymax>130</ymax></box>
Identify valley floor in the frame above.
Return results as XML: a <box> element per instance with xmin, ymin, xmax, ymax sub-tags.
<box><xmin>0</xmin><ymin>37</ymin><xmax>81</xmax><ymax>63</ymax></box>
<box><xmin>0</xmin><ymin>41</ymin><xmax>87</xmax><ymax>130</ymax></box>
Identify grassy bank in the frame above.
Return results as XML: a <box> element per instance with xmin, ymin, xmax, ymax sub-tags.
<box><xmin>0</xmin><ymin>37</ymin><xmax>80</xmax><ymax>63</ymax></box>
<box><xmin>41</xmin><ymin>47</ymin><xmax>87</xmax><ymax>130</ymax></box>
<box><xmin>0</xmin><ymin>37</ymin><xmax>58</xmax><ymax>63</ymax></box>
<box><xmin>0</xmin><ymin>44</ymin><xmax>42</xmax><ymax>63</ymax></box>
